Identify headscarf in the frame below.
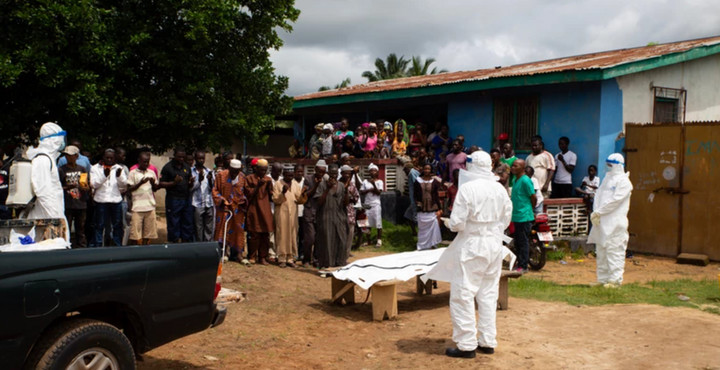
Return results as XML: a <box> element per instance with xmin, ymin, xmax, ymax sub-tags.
<box><xmin>256</xmin><ymin>158</ymin><xmax>268</xmax><ymax>167</ymax></box>
<box><xmin>394</xmin><ymin>119</ymin><xmax>409</xmax><ymax>145</ymax></box>
<box><xmin>315</xmin><ymin>123</ymin><xmax>324</xmax><ymax>130</ymax></box>
<box><xmin>368</xmin><ymin>163</ymin><xmax>379</xmax><ymax>171</ymax></box>
<box><xmin>323</xmin><ymin>123</ymin><xmax>333</xmax><ymax>131</ymax></box>
<box><xmin>340</xmin><ymin>165</ymin><xmax>353</xmax><ymax>172</ymax></box>
<box><xmin>383</xmin><ymin>121</ymin><xmax>392</xmax><ymax>131</ymax></box>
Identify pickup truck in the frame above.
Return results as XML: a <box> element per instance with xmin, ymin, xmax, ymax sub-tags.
<box><xmin>0</xmin><ymin>239</ymin><xmax>225</xmax><ymax>370</ymax></box>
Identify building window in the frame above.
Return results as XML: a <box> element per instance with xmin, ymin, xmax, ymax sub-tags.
<box><xmin>493</xmin><ymin>96</ymin><xmax>538</xmax><ymax>151</ymax></box>
<box><xmin>652</xmin><ymin>87</ymin><xmax>686</xmax><ymax>123</ymax></box>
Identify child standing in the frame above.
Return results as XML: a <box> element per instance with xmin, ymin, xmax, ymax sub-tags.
<box><xmin>525</xmin><ymin>166</ymin><xmax>544</xmax><ymax>214</ymax></box>
<box><xmin>360</xmin><ymin>163</ymin><xmax>383</xmax><ymax>247</ymax></box>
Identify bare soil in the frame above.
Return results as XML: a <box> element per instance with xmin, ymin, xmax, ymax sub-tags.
<box><xmin>138</xmin><ymin>247</ymin><xmax>720</xmax><ymax>370</ymax></box>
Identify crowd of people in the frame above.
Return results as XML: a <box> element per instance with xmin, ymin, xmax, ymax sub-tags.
<box><xmin>13</xmin><ymin>122</ymin><xmax>633</xmax><ymax>360</ymax></box>
<box><xmin>8</xmin><ymin>121</ymin><xmax>605</xmax><ymax>274</ymax></box>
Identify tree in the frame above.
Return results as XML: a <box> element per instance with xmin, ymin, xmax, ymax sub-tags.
<box><xmin>406</xmin><ymin>56</ymin><xmax>447</xmax><ymax>77</ymax></box>
<box><xmin>361</xmin><ymin>53</ymin><xmax>410</xmax><ymax>82</ymax></box>
<box><xmin>318</xmin><ymin>77</ymin><xmax>351</xmax><ymax>91</ymax></box>
<box><xmin>361</xmin><ymin>54</ymin><xmax>447</xmax><ymax>82</ymax></box>
<box><xmin>0</xmin><ymin>0</ymin><xmax>300</xmax><ymax>152</ymax></box>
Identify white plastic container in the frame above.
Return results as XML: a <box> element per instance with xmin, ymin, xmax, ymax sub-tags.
<box><xmin>6</xmin><ymin>160</ymin><xmax>33</xmax><ymax>206</ymax></box>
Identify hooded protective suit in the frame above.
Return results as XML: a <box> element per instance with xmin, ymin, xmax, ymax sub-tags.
<box><xmin>426</xmin><ymin>151</ymin><xmax>513</xmax><ymax>351</ymax></box>
<box><xmin>587</xmin><ymin>153</ymin><xmax>633</xmax><ymax>285</ymax></box>
<box><xmin>25</xmin><ymin>123</ymin><xmax>69</xmax><ymax>240</ymax></box>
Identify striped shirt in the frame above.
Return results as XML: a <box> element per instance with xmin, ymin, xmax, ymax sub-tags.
<box><xmin>127</xmin><ymin>168</ymin><xmax>157</xmax><ymax>212</ymax></box>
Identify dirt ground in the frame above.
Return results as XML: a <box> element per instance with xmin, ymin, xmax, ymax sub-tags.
<box><xmin>138</xmin><ymin>246</ymin><xmax>720</xmax><ymax>370</ymax></box>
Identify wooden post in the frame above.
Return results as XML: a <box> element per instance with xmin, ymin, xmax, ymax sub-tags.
<box><xmin>415</xmin><ymin>276</ymin><xmax>433</xmax><ymax>295</ymax></box>
<box><xmin>371</xmin><ymin>280</ymin><xmax>399</xmax><ymax>321</ymax></box>
<box><xmin>497</xmin><ymin>275</ymin><xmax>509</xmax><ymax>310</ymax></box>
<box><xmin>331</xmin><ymin>277</ymin><xmax>355</xmax><ymax>305</ymax></box>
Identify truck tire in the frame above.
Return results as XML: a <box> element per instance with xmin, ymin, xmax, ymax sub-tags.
<box><xmin>26</xmin><ymin>318</ymin><xmax>136</xmax><ymax>370</ymax></box>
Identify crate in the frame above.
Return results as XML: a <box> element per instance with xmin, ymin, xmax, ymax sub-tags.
<box><xmin>544</xmin><ymin>200</ymin><xmax>589</xmax><ymax>237</ymax></box>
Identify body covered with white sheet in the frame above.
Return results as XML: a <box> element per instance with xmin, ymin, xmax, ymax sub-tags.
<box><xmin>426</xmin><ymin>151</ymin><xmax>512</xmax><ymax>352</ymax></box>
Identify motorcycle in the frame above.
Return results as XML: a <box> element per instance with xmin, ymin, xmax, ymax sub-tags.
<box><xmin>507</xmin><ymin>213</ymin><xmax>554</xmax><ymax>271</ymax></box>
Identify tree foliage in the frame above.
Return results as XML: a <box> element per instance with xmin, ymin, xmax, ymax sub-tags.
<box><xmin>318</xmin><ymin>77</ymin><xmax>351</xmax><ymax>91</ymax></box>
<box><xmin>362</xmin><ymin>54</ymin><xmax>446</xmax><ymax>82</ymax></box>
<box><xmin>0</xmin><ymin>0</ymin><xmax>300</xmax><ymax>152</ymax></box>
<box><xmin>407</xmin><ymin>56</ymin><xmax>448</xmax><ymax>77</ymax></box>
<box><xmin>361</xmin><ymin>53</ymin><xmax>410</xmax><ymax>82</ymax></box>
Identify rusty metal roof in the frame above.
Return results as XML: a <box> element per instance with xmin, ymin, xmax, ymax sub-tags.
<box><xmin>294</xmin><ymin>36</ymin><xmax>720</xmax><ymax>103</ymax></box>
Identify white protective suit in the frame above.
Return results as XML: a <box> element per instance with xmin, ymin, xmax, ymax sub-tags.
<box><xmin>587</xmin><ymin>153</ymin><xmax>633</xmax><ymax>285</ymax></box>
<box><xmin>25</xmin><ymin>122</ymin><xmax>70</xmax><ymax>241</ymax></box>
<box><xmin>426</xmin><ymin>151</ymin><xmax>513</xmax><ymax>351</ymax></box>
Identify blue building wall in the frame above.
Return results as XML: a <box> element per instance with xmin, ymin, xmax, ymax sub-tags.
<box><xmin>538</xmin><ymin>83</ymin><xmax>601</xmax><ymax>188</ymax></box>
<box><xmin>447</xmin><ymin>82</ymin><xmax>604</xmax><ymax>189</ymax></box>
<box><xmin>597</xmin><ymin>79</ymin><xmax>624</xmax><ymax>178</ymax></box>
<box><xmin>447</xmin><ymin>96</ymin><xmax>494</xmax><ymax>149</ymax></box>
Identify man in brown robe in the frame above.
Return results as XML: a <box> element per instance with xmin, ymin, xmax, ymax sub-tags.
<box><xmin>272</xmin><ymin>166</ymin><xmax>307</xmax><ymax>267</ymax></box>
<box><xmin>244</xmin><ymin>159</ymin><xmax>275</xmax><ymax>265</ymax></box>
<box><xmin>212</xmin><ymin>159</ymin><xmax>247</xmax><ymax>264</ymax></box>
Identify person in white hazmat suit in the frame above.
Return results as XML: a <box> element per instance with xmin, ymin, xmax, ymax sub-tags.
<box><xmin>587</xmin><ymin>153</ymin><xmax>633</xmax><ymax>287</ymax></box>
<box><xmin>425</xmin><ymin>151</ymin><xmax>513</xmax><ymax>358</ymax></box>
<box><xmin>25</xmin><ymin>122</ymin><xmax>70</xmax><ymax>241</ymax></box>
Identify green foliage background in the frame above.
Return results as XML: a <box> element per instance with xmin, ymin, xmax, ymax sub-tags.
<box><xmin>0</xmin><ymin>0</ymin><xmax>299</xmax><ymax>153</ymax></box>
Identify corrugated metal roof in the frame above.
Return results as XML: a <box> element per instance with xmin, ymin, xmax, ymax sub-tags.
<box><xmin>294</xmin><ymin>36</ymin><xmax>720</xmax><ymax>101</ymax></box>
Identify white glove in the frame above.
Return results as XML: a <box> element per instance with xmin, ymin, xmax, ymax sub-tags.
<box><xmin>441</xmin><ymin>217</ymin><xmax>451</xmax><ymax>229</ymax></box>
<box><xmin>590</xmin><ymin>212</ymin><xmax>601</xmax><ymax>226</ymax></box>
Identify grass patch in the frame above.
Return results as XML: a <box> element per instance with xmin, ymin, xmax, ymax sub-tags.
<box><xmin>546</xmin><ymin>249</ymin><xmax>565</xmax><ymax>261</ymax></box>
<box><xmin>509</xmin><ymin>277</ymin><xmax>720</xmax><ymax>314</ymax></box>
<box><xmin>356</xmin><ymin>220</ymin><xmax>417</xmax><ymax>253</ymax></box>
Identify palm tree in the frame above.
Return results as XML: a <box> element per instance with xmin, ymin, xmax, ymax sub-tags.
<box><xmin>318</xmin><ymin>77</ymin><xmax>352</xmax><ymax>91</ymax></box>
<box><xmin>361</xmin><ymin>53</ymin><xmax>410</xmax><ymax>82</ymax></box>
<box><xmin>406</xmin><ymin>56</ymin><xmax>448</xmax><ymax>77</ymax></box>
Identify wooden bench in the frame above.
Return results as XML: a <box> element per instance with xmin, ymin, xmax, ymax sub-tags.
<box><xmin>329</xmin><ymin>270</ymin><xmax>523</xmax><ymax>321</ymax></box>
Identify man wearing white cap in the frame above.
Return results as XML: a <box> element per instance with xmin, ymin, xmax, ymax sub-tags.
<box><xmin>426</xmin><ymin>151</ymin><xmax>513</xmax><ymax>358</ymax></box>
<box><xmin>300</xmin><ymin>159</ymin><xmax>327</xmax><ymax>266</ymax></box>
<box><xmin>212</xmin><ymin>159</ymin><xmax>248</xmax><ymax>263</ymax></box>
<box><xmin>360</xmin><ymin>163</ymin><xmax>383</xmax><ymax>247</ymax></box>
<box><xmin>588</xmin><ymin>153</ymin><xmax>633</xmax><ymax>287</ymax></box>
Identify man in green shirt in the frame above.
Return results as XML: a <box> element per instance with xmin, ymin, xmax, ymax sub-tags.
<box><xmin>510</xmin><ymin>159</ymin><xmax>536</xmax><ymax>272</ymax></box>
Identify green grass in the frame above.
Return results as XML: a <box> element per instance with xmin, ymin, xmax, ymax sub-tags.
<box><xmin>356</xmin><ymin>220</ymin><xmax>417</xmax><ymax>253</ymax></box>
<box><xmin>509</xmin><ymin>277</ymin><xmax>720</xmax><ymax>314</ymax></box>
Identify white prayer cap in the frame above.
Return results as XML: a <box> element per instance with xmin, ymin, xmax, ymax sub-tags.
<box><xmin>340</xmin><ymin>165</ymin><xmax>353</xmax><ymax>172</ymax></box>
<box><xmin>340</xmin><ymin>152</ymin><xmax>350</xmax><ymax>159</ymax></box>
<box><xmin>229</xmin><ymin>159</ymin><xmax>242</xmax><ymax>169</ymax></box>
<box><xmin>315</xmin><ymin>159</ymin><xmax>328</xmax><ymax>169</ymax></box>
<box><xmin>323</xmin><ymin>123</ymin><xmax>333</xmax><ymax>131</ymax></box>
<box><xmin>368</xmin><ymin>163</ymin><xmax>379</xmax><ymax>171</ymax></box>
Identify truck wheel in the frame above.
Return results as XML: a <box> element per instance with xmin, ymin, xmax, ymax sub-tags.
<box><xmin>27</xmin><ymin>318</ymin><xmax>136</xmax><ymax>370</ymax></box>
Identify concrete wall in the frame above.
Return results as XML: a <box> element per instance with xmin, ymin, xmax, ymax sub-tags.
<box><xmin>616</xmin><ymin>53</ymin><xmax>720</xmax><ymax>124</ymax></box>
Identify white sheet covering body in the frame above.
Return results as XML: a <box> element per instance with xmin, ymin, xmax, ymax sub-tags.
<box><xmin>331</xmin><ymin>248</ymin><xmax>445</xmax><ymax>290</ymax></box>
<box><xmin>425</xmin><ymin>151</ymin><xmax>513</xmax><ymax>351</ymax></box>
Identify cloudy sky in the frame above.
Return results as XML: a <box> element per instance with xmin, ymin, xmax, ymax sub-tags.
<box><xmin>269</xmin><ymin>0</ymin><xmax>720</xmax><ymax>97</ymax></box>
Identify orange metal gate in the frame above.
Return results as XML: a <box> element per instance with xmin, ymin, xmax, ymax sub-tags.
<box><xmin>626</xmin><ymin>122</ymin><xmax>720</xmax><ymax>260</ymax></box>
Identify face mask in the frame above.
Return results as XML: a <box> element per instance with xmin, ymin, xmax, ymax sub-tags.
<box><xmin>40</xmin><ymin>130</ymin><xmax>67</xmax><ymax>151</ymax></box>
